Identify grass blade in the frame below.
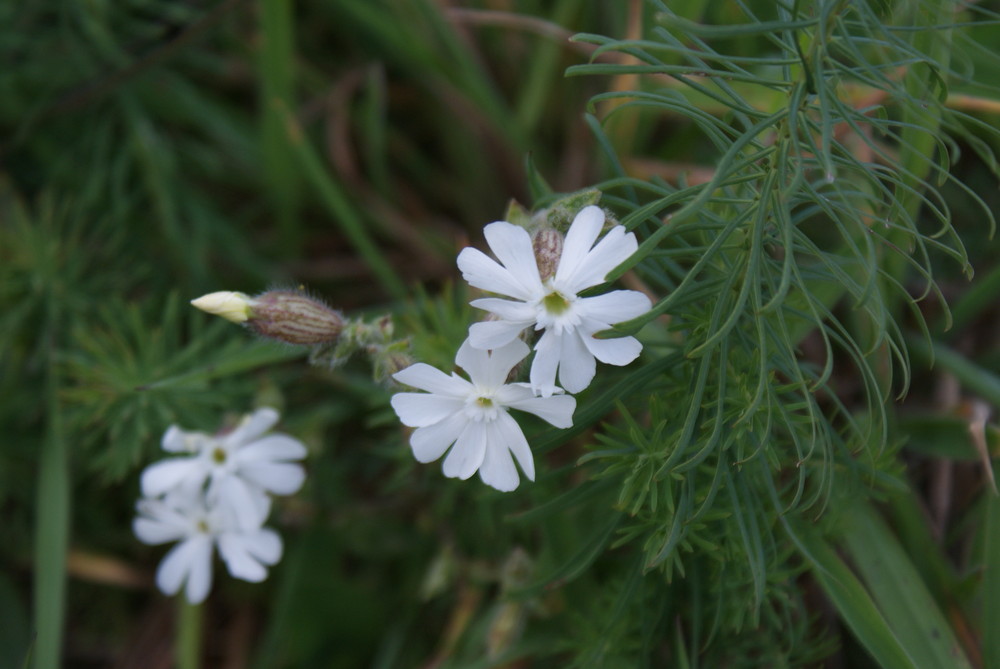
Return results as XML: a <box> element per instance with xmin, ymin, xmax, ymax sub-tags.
<box><xmin>794</xmin><ymin>525</ymin><xmax>916</xmax><ymax>669</ymax></box>
<box><xmin>838</xmin><ymin>499</ymin><xmax>972</xmax><ymax>669</ymax></box>
<box><xmin>34</xmin><ymin>306</ymin><xmax>68</xmax><ymax>669</ymax></box>
<box><xmin>985</xmin><ymin>492</ymin><xmax>1000</xmax><ymax>668</ymax></box>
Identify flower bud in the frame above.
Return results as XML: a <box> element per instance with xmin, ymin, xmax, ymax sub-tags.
<box><xmin>246</xmin><ymin>290</ymin><xmax>344</xmax><ymax>345</ymax></box>
<box><xmin>532</xmin><ymin>227</ymin><xmax>564</xmax><ymax>281</ymax></box>
<box><xmin>190</xmin><ymin>291</ymin><xmax>254</xmax><ymax>323</ymax></box>
<box><xmin>375</xmin><ymin>314</ymin><xmax>394</xmax><ymax>340</ymax></box>
<box><xmin>373</xmin><ymin>348</ymin><xmax>415</xmax><ymax>382</ymax></box>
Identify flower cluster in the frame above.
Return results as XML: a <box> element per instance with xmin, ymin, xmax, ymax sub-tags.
<box><xmin>391</xmin><ymin>203</ymin><xmax>651</xmax><ymax>491</ymax></box>
<box><xmin>133</xmin><ymin>407</ymin><xmax>306</xmax><ymax>604</ymax></box>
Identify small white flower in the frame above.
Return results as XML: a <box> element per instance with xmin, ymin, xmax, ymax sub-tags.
<box><xmin>133</xmin><ymin>491</ymin><xmax>283</xmax><ymax>604</ymax></box>
<box><xmin>457</xmin><ymin>205</ymin><xmax>652</xmax><ymax>396</ymax></box>
<box><xmin>390</xmin><ymin>338</ymin><xmax>575</xmax><ymax>492</ymax></box>
<box><xmin>141</xmin><ymin>408</ymin><xmax>306</xmax><ymax>530</ymax></box>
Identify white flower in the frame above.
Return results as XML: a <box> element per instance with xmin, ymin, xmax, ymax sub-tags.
<box><xmin>140</xmin><ymin>408</ymin><xmax>307</xmax><ymax>530</ymax></box>
<box><xmin>390</xmin><ymin>338</ymin><xmax>575</xmax><ymax>492</ymax></box>
<box><xmin>457</xmin><ymin>205</ymin><xmax>652</xmax><ymax>396</ymax></box>
<box><xmin>133</xmin><ymin>491</ymin><xmax>283</xmax><ymax>604</ymax></box>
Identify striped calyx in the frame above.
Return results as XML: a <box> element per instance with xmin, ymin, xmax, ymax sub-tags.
<box><xmin>246</xmin><ymin>290</ymin><xmax>344</xmax><ymax>345</ymax></box>
<box><xmin>531</xmin><ymin>227</ymin><xmax>563</xmax><ymax>281</ymax></box>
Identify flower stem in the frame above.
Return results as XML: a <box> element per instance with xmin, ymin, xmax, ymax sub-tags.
<box><xmin>33</xmin><ymin>277</ymin><xmax>68</xmax><ymax>669</ymax></box>
<box><xmin>177</xmin><ymin>599</ymin><xmax>203</xmax><ymax>669</ymax></box>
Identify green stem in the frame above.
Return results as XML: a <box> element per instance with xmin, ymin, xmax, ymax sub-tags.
<box><xmin>177</xmin><ymin>599</ymin><xmax>204</xmax><ymax>669</ymax></box>
<box><xmin>33</xmin><ymin>296</ymin><xmax>68</xmax><ymax>669</ymax></box>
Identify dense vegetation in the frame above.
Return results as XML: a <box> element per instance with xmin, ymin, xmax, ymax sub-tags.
<box><xmin>3</xmin><ymin>1</ymin><xmax>1000</xmax><ymax>667</ymax></box>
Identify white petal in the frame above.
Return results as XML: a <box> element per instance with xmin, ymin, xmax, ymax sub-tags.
<box><xmin>393</xmin><ymin>363</ymin><xmax>470</xmax><ymax>397</ymax></box>
<box><xmin>134</xmin><ymin>516</ymin><xmax>187</xmax><ymax>546</ymax></box>
<box><xmin>184</xmin><ymin>537</ymin><xmax>215</xmax><ymax>604</ymax></box>
<box><xmin>483</xmin><ymin>339</ymin><xmax>531</xmax><ymax>387</ymax></box>
<box><xmin>136</xmin><ymin>494</ymin><xmax>192</xmax><ymax>520</ymax></box>
<box><xmin>237</xmin><ymin>435</ymin><xmax>307</xmax><ymax>463</ymax></box>
<box><xmin>564</xmin><ymin>227</ymin><xmax>639</xmax><ymax>293</ymax></box>
<box><xmin>245</xmin><ymin>527</ymin><xmax>283</xmax><ymax>565</ymax></box>
<box><xmin>218</xmin><ymin>533</ymin><xmax>267</xmax><ymax>582</ymax></box>
<box><xmin>554</xmin><ymin>206</ymin><xmax>605</xmax><ymax>286</ymax></box>
<box><xmin>505</xmin><ymin>393</ymin><xmax>577</xmax><ymax>429</ymax></box>
<box><xmin>410</xmin><ymin>412</ymin><xmax>468</xmax><ymax>463</ymax></box>
<box><xmin>441</xmin><ymin>421</ymin><xmax>487</xmax><ymax>480</ymax></box>
<box><xmin>482</xmin><ymin>222</ymin><xmax>544</xmax><ymax>296</ymax></box>
<box><xmin>453</xmin><ymin>339</ymin><xmax>489</xmax><ymax>387</ymax></box>
<box><xmin>156</xmin><ymin>535</ymin><xmax>213</xmax><ymax>603</ymax></box>
<box><xmin>456</xmin><ymin>338</ymin><xmax>529</xmax><ymax>389</ymax></box>
<box><xmin>141</xmin><ymin>458</ymin><xmax>205</xmax><ymax>497</ymax></box>
<box><xmin>161</xmin><ymin>426</ymin><xmax>189</xmax><ymax>452</ymax></box>
<box><xmin>156</xmin><ymin>539</ymin><xmax>194</xmax><ymax>596</ymax></box>
<box><xmin>478</xmin><ymin>420</ymin><xmax>520</xmax><ymax>492</ymax></box>
<box><xmin>577</xmin><ymin>290</ymin><xmax>651</xmax><ymax>326</ymax></box>
<box><xmin>457</xmin><ymin>247</ymin><xmax>536</xmax><ymax>302</ymax></box>
<box><xmin>493</xmin><ymin>383</ymin><xmax>539</xmax><ymax>405</ymax></box>
<box><xmin>391</xmin><ymin>393</ymin><xmax>464</xmax><ymax>428</ymax></box>
<box><xmin>557</xmin><ymin>330</ymin><xmax>597</xmax><ymax>394</ymax></box>
<box><xmin>240</xmin><ymin>461</ymin><xmax>306</xmax><ymax>495</ymax></box>
<box><xmin>580</xmin><ymin>328</ymin><xmax>644</xmax><ymax>366</ymax></box>
<box><xmin>529</xmin><ymin>330</ymin><xmax>562</xmax><ymax>397</ymax></box>
<box><xmin>221</xmin><ymin>489</ymin><xmax>271</xmax><ymax>530</ymax></box>
<box><xmin>166</xmin><ymin>479</ymin><xmax>209</xmax><ymax>514</ymax></box>
<box><xmin>468</xmin><ymin>319</ymin><xmax>530</xmax><ymax>350</ymax></box>
<box><xmin>211</xmin><ymin>476</ymin><xmax>269</xmax><ymax>530</ymax></box>
<box><xmin>190</xmin><ymin>291</ymin><xmax>253</xmax><ymax>323</ymax></box>
<box><xmin>225</xmin><ymin>407</ymin><xmax>281</xmax><ymax>446</ymax></box>
<box><xmin>469</xmin><ymin>297</ymin><xmax>537</xmax><ymax>322</ymax></box>
<box><xmin>497</xmin><ymin>411</ymin><xmax>535</xmax><ymax>481</ymax></box>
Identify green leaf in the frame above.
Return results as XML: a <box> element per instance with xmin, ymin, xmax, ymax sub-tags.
<box><xmin>907</xmin><ymin>335</ymin><xmax>1000</xmax><ymax>408</ymax></box>
<box><xmin>837</xmin><ymin>499</ymin><xmax>972</xmax><ymax>669</ymax></box>
<box><xmin>794</xmin><ymin>526</ymin><xmax>917</xmax><ymax>669</ymax></box>
<box><xmin>984</xmin><ymin>493</ymin><xmax>1000</xmax><ymax>669</ymax></box>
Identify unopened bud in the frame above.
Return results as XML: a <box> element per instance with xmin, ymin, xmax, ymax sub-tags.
<box><xmin>375</xmin><ymin>314</ymin><xmax>394</xmax><ymax>340</ymax></box>
<box><xmin>373</xmin><ymin>343</ymin><xmax>415</xmax><ymax>382</ymax></box>
<box><xmin>532</xmin><ymin>227</ymin><xmax>563</xmax><ymax>281</ymax></box>
<box><xmin>191</xmin><ymin>291</ymin><xmax>254</xmax><ymax>323</ymax></box>
<box><xmin>247</xmin><ymin>290</ymin><xmax>344</xmax><ymax>345</ymax></box>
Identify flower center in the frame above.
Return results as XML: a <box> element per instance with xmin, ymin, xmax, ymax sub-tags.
<box><xmin>196</xmin><ymin>519</ymin><xmax>210</xmax><ymax>534</ymax></box>
<box><xmin>212</xmin><ymin>446</ymin><xmax>227</xmax><ymax>464</ymax></box>
<box><xmin>542</xmin><ymin>290</ymin><xmax>571</xmax><ymax>315</ymax></box>
<box><xmin>465</xmin><ymin>393</ymin><xmax>502</xmax><ymax>421</ymax></box>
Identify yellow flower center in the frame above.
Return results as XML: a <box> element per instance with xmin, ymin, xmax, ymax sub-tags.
<box><xmin>476</xmin><ymin>396</ymin><xmax>494</xmax><ymax>408</ymax></box>
<box><xmin>212</xmin><ymin>446</ymin><xmax>227</xmax><ymax>464</ymax></box>
<box><xmin>542</xmin><ymin>291</ymin><xmax>571</xmax><ymax>315</ymax></box>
